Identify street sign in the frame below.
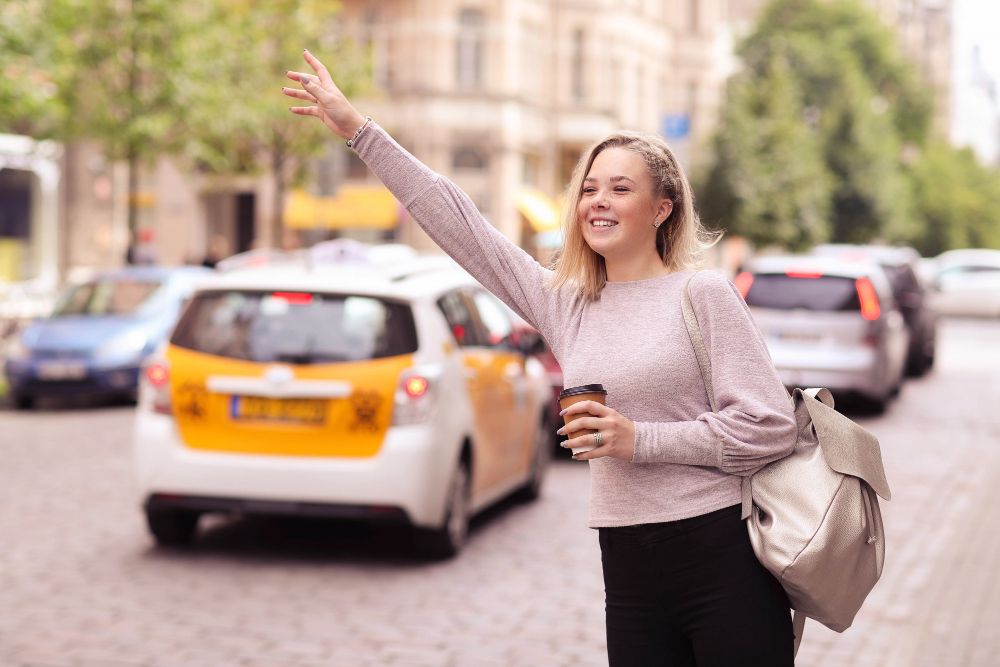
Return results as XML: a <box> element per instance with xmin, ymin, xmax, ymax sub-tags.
<box><xmin>661</xmin><ymin>114</ymin><xmax>691</xmax><ymax>140</ymax></box>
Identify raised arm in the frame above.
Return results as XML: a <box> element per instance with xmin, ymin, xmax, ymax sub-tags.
<box><xmin>283</xmin><ymin>50</ymin><xmax>570</xmax><ymax>344</ymax></box>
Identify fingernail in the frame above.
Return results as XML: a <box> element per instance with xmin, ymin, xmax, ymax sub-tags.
<box><xmin>555</xmin><ymin>428</ymin><xmax>564</xmax><ymax>436</ymax></box>
<box><xmin>559</xmin><ymin>409</ymin><xmax>567</xmax><ymax>416</ymax></box>
<box><xmin>560</xmin><ymin>441</ymin><xmax>569</xmax><ymax>448</ymax></box>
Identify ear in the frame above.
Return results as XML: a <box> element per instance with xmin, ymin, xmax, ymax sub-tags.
<box><xmin>655</xmin><ymin>198</ymin><xmax>673</xmax><ymax>226</ymax></box>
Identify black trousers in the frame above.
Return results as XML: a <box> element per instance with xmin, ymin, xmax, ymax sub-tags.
<box><xmin>599</xmin><ymin>505</ymin><xmax>794</xmax><ymax>666</ymax></box>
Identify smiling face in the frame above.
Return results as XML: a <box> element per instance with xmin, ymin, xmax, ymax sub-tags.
<box><xmin>576</xmin><ymin>147</ymin><xmax>672</xmax><ymax>264</ymax></box>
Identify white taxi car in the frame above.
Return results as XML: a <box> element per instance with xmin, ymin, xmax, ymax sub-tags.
<box><xmin>132</xmin><ymin>251</ymin><xmax>554</xmax><ymax>558</ymax></box>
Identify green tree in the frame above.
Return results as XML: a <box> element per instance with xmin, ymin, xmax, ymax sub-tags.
<box><xmin>184</xmin><ymin>0</ymin><xmax>367</xmax><ymax>247</ymax></box>
<box><xmin>699</xmin><ymin>49</ymin><xmax>830</xmax><ymax>251</ymax></box>
<box><xmin>699</xmin><ymin>0</ymin><xmax>931</xmax><ymax>249</ymax></box>
<box><xmin>44</xmin><ymin>0</ymin><xmax>201</xmax><ymax>262</ymax></box>
<box><xmin>906</xmin><ymin>142</ymin><xmax>1000</xmax><ymax>255</ymax></box>
<box><xmin>0</xmin><ymin>1</ymin><xmax>65</xmax><ymax>136</ymax></box>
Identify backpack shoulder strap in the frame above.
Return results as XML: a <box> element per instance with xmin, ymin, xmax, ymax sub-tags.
<box><xmin>681</xmin><ymin>275</ymin><xmax>753</xmax><ymax>519</ymax></box>
<box><xmin>681</xmin><ymin>275</ymin><xmax>717</xmax><ymax>412</ymax></box>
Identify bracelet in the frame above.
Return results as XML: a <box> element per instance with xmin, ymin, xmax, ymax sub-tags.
<box><xmin>346</xmin><ymin>116</ymin><xmax>373</xmax><ymax>148</ymax></box>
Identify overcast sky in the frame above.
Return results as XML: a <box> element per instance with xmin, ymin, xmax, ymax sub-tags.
<box><xmin>951</xmin><ymin>0</ymin><xmax>999</xmax><ymax>163</ymax></box>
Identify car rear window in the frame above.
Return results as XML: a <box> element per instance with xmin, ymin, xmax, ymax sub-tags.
<box><xmin>745</xmin><ymin>274</ymin><xmax>861</xmax><ymax>312</ymax></box>
<box><xmin>170</xmin><ymin>290</ymin><xmax>418</xmax><ymax>363</ymax></box>
<box><xmin>52</xmin><ymin>279</ymin><xmax>162</xmax><ymax>316</ymax></box>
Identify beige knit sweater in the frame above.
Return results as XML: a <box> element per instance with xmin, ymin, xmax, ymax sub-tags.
<box><xmin>354</xmin><ymin>123</ymin><xmax>797</xmax><ymax>527</ymax></box>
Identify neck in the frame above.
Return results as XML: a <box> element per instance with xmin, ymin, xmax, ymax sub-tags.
<box><xmin>604</xmin><ymin>252</ymin><xmax>672</xmax><ymax>282</ymax></box>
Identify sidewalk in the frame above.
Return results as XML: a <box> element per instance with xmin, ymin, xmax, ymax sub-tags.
<box><xmin>886</xmin><ymin>457</ymin><xmax>1000</xmax><ymax>666</ymax></box>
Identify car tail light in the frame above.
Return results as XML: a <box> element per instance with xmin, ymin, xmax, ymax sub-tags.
<box><xmin>855</xmin><ymin>277</ymin><xmax>881</xmax><ymax>321</ymax></box>
<box><xmin>734</xmin><ymin>271</ymin><xmax>754</xmax><ymax>299</ymax></box>
<box><xmin>142</xmin><ymin>358</ymin><xmax>172</xmax><ymax>415</ymax></box>
<box><xmin>786</xmin><ymin>270</ymin><xmax>824</xmax><ymax>279</ymax></box>
<box><xmin>392</xmin><ymin>366</ymin><xmax>441</xmax><ymax>425</ymax></box>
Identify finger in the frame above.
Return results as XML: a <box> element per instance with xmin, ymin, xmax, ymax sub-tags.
<box><xmin>297</xmin><ymin>75</ymin><xmax>334</xmax><ymax>105</ymax></box>
<box><xmin>282</xmin><ymin>86</ymin><xmax>316</xmax><ymax>102</ymax></box>
<box><xmin>572</xmin><ymin>444</ymin><xmax>606</xmax><ymax>461</ymax></box>
<box><xmin>303</xmin><ymin>49</ymin><xmax>334</xmax><ymax>87</ymax></box>
<box><xmin>560</xmin><ymin>400</ymin><xmax>610</xmax><ymax>418</ymax></box>
<box><xmin>289</xmin><ymin>106</ymin><xmax>320</xmax><ymax>117</ymax></box>
<box><xmin>557</xmin><ymin>417</ymin><xmax>601</xmax><ymax>436</ymax></box>
<box><xmin>561</xmin><ymin>430</ymin><xmax>604</xmax><ymax>451</ymax></box>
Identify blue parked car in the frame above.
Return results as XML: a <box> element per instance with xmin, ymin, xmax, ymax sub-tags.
<box><xmin>4</xmin><ymin>266</ymin><xmax>211</xmax><ymax>409</ymax></box>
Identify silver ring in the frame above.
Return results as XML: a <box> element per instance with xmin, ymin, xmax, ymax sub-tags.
<box><xmin>594</xmin><ymin>431</ymin><xmax>603</xmax><ymax>448</ymax></box>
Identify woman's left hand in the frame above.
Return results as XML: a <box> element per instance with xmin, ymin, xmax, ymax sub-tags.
<box><xmin>557</xmin><ymin>400</ymin><xmax>636</xmax><ymax>461</ymax></box>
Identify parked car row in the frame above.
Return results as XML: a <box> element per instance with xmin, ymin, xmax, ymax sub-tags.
<box><xmin>732</xmin><ymin>243</ymin><xmax>964</xmax><ymax>413</ymax></box>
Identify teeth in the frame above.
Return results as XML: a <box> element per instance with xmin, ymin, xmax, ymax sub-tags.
<box><xmin>592</xmin><ymin>220</ymin><xmax>617</xmax><ymax>227</ymax></box>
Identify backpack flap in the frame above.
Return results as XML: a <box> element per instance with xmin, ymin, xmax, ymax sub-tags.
<box><xmin>796</xmin><ymin>388</ymin><xmax>892</xmax><ymax>501</ymax></box>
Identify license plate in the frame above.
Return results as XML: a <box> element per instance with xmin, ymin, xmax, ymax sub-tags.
<box><xmin>773</xmin><ymin>332</ymin><xmax>821</xmax><ymax>344</ymax></box>
<box><xmin>36</xmin><ymin>361</ymin><xmax>87</xmax><ymax>380</ymax></box>
<box><xmin>230</xmin><ymin>396</ymin><xmax>328</xmax><ymax>425</ymax></box>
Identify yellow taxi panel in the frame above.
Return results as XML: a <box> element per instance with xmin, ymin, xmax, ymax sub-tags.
<box><xmin>165</xmin><ymin>344</ymin><xmax>413</xmax><ymax>458</ymax></box>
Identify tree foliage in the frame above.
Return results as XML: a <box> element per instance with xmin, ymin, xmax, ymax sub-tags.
<box><xmin>1</xmin><ymin>0</ymin><xmax>367</xmax><ymax>255</ymax></box>
<box><xmin>700</xmin><ymin>49</ymin><xmax>830</xmax><ymax>250</ymax></box>
<box><xmin>0</xmin><ymin>2</ymin><xmax>65</xmax><ymax>137</ymax></box>
<box><xmin>698</xmin><ymin>0</ymin><xmax>945</xmax><ymax>251</ymax></box>
<box><xmin>182</xmin><ymin>0</ymin><xmax>368</xmax><ymax>243</ymax></box>
<box><xmin>905</xmin><ymin>142</ymin><xmax>1000</xmax><ymax>255</ymax></box>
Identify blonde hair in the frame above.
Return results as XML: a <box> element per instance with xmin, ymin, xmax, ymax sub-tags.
<box><xmin>548</xmin><ymin>131</ymin><xmax>720</xmax><ymax>301</ymax></box>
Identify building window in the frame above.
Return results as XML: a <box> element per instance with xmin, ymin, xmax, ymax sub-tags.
<box><xmin>571</xmin><ymin>28</ymin><xmax>586</xmax><ymax>103</ymax></box>
<box><xmin>456</xmin><ymin>8</ymin><xmax>485</xmax><ymax>90</ymax></box>
<box><xmin>452</xmin><ymin>146</ymin><xmax>489</xmax><ymax>171</ymax></box>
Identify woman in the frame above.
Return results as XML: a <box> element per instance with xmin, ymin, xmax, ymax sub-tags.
<box><xmin>284</xmin><ymin>49</ymin><xmax>798</xmax><ymax>666</ymax></box>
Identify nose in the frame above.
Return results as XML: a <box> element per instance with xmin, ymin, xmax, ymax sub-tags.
<box><xmin>591</xmin><ymin>191</ymin><xmax>609</xmax><ymax>209</ymax></box>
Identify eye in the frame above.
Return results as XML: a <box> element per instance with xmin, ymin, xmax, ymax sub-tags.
<box><xmin>581</xmin><ymin>187</ymin><xmax>596</xmax><ymax>194</ymax></box>
<box><xmin>614</xmin><ymin>186</ymin><xmax>630</xmax><ymax>192</ymax></box>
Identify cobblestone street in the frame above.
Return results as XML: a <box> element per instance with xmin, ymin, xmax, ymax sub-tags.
<box><xmin>1</xmin><ymin>319</ymin><xmax>999</xmax><ymax>666</ymax></box>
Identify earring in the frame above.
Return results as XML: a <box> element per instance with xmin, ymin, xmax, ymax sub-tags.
<box><xmin>652</xmin><ymin>219</ymin><xmax>661</xmax><ymax>229</ymax></box>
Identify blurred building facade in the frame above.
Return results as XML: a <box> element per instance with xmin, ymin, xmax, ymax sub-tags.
<box><xmin>322</xmin><ymin>0</ymin><xmax>733</xmax><ymax>255</ymax></box>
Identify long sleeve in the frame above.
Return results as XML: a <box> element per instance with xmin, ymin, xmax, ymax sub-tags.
<box><xmin>631</xmin><ymin>271</ymin><xmax>797</xmax><ymax>475</ymax></box>
<box><xmin>351</xmin><ymin>123</ymin><xmax>575</xmax><ymax>351</ymax></box>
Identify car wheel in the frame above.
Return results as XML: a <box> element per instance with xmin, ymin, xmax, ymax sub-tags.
<box><xmin>416</xmin><ymin>459</ymin><xmax>470</xmax><ymax>559</ymax></box>
<box><xmin>146</xmin><ymin>508</ymin><xmax>200</xmax><ymax>547</ymax></box>
<box><xmin>10</xmin><ymin>393</ymin><xmax>34</xmax><ymax>410</ymax></box>
<box><xmin>515</xmin><ymin>414</ymin><xmax>552</xmax><ymax>503</ymax></box>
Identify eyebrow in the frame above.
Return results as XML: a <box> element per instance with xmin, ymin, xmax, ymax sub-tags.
<box><xmin>583</xmin><ymin>175</ymin><xmax>637</xmax><ymax>184</ymax></box>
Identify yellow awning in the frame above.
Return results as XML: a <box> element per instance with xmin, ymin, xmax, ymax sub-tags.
<box><xmin>284</xmin><ymin>186</ymin><xmax>400</xmax><ymax>230</ymax></box>
<box><xmin>517</xmin><ymin>188</ymin><xmax>561</xmax><ymax>233</ymax></box>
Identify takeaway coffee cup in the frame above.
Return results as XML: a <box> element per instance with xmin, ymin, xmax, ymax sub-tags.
<box><xmin>558</xmin><ymin>384</ymin><xmax>608</xmax><ymax>456</ymax></box>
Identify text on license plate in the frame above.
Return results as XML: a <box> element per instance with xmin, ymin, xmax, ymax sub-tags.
<box><xmin>773</xmin><ymin>332</ymin><xmax>822</xmax><ymax>344</ymax></box>
<box><xmin>230</xmin><ymin>396</ymin><xmax>328</xmax><ymax>424</ymax></box>
<box><xmin>37</xmin><ymin>361</ymin><xmax>87</xmax><ymax>380</ymax></box>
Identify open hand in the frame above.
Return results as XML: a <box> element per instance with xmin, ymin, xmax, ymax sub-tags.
<box><xmin>557</xmin><ymin>400</ymin><xmax>636</xmax><ymax>461</ymax></box>
<box><xmin>283</xmin><ymin>49</ymin><xmax>366</xmax><ymax>140</ymax></box>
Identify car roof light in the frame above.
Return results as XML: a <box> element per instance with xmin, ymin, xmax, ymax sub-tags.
<box><xmin>734</xmin><ymin>271</ymin><xmax>754</xmax><ymax>299</ymax></box>
<box><xmin>786</xmin><ymin>270</ymin><xmax>824</xmax><ymax>279</ymax></box>
<box><xmin>855</xmin><ymin>277</ymin><xmax>881</xmax><ymax>321</ymax></box>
